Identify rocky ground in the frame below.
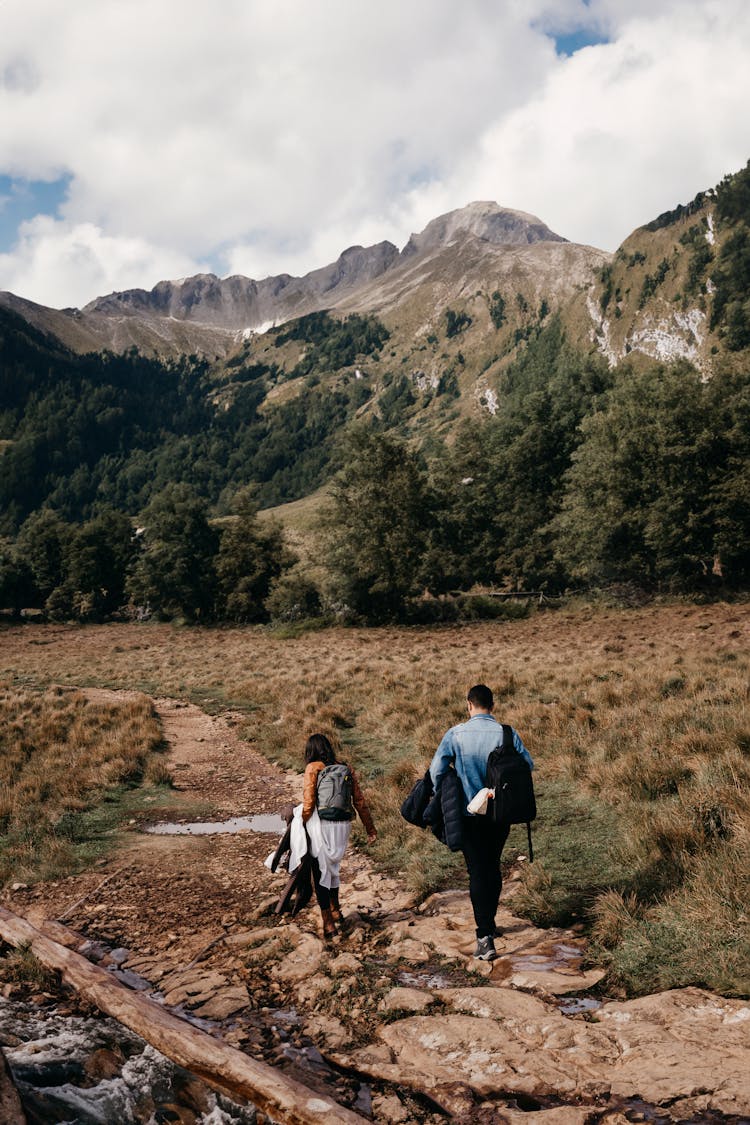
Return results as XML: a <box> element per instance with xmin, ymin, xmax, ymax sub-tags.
<box><xmin>2</xmin><ymin>693</ymin><xmax>750</xmax><ymax>1124</ymax></box>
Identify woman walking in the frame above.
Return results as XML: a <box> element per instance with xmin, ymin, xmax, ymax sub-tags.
<box><xmin>302</xmin><ymin>733</ymin><xmax>377</xmax><ymax>938</ymax></box>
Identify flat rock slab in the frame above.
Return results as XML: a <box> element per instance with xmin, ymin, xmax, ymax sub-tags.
<box><xmin>380</xmin><ymin>987</ymin><xmax>435</xmax><ymax>1013</ymax></box>
<box><xmin>348</xmin><ymin>985</ymin><xmax>750</xmax><ymax>1116</ymax></box>
<box><xmin>273</xmin><ymin>934</ymin><xmax>325</xmax><ymax>984</ymax></box>
<box><xmin>597</xmin><ymin>988</ymin><xmax>750</xmax><ymax>1114</ymax></box>
<box><xmin>192</xmin><ymin>985</ymin><xmax>250</xmax><ymax>1020</ymax></box>
<box><xmin>507</xmin><ymin>967</ymin><xmax>606</xmax><ymax>994</ymax></box>
<box><xmin>393</xmin><ymin>891</ymin><xmax>600</xmax><ymax>992</ymax></box>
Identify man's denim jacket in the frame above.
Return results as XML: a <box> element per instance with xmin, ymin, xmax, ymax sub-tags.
<box><xmin>429</xmin><ymin>713</ymin><xmax>534</xmax><ymax>807</ymax></box>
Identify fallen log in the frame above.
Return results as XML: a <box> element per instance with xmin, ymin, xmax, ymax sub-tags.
<box><xmin>0</xmin><ymin>906</ymin><xmax>365</xmax><ymax>1125</ymax></box>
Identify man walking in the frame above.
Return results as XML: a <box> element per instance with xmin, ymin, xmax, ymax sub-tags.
<box><xmin>429</xmin><ymin>684</ymin><xmax>534</xmax><ymax>961</ymax></box>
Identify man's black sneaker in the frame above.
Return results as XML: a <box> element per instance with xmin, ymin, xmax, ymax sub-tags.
<box><xmin>473</xmin><ymin>936</ymin><xmax>497</xmax><ymax>961</ymax></box>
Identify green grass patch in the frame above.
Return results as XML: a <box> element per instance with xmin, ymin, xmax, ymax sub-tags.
<box><xmin>511</xmin><ymin>776</ymin><xmax>629</xmax><ymax>928</ymax></box>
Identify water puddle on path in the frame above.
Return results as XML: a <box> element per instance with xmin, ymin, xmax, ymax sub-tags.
<box><xmin>510</xmin><ymin>941</ymin><xmax>584</xmax><ymax>973</ymax></box>
<box><xmin>144</xmin><ymin>814</ymin><xmax>287</xmax><ymax>836</ymax></box>
<box><xmin>558</xmin><ymin>996</ymin><xmax>603</xmax><ymax>1016</ymax></box>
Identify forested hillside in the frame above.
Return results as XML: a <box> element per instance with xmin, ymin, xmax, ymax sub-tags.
<box><xmin>2</xmin><ymin>163</ymin><xmax>750</xmax><ymax>623</ymax></box>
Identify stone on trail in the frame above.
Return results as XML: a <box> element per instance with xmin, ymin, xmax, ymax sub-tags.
<box><xmin>503</xmin><ymin>1109</ymin><xmax>593</xmax><ymax>1125</ymax></box>
<box><xmin>224</xmin><ymin>925</ymin><xmax>279</xmax><ymax>949</ymax></box>
<box><xmin>371</xmin><ymin>1092</ymin><xmax>410</xmax><ymax>1123</ymax></box>
<box><xmin>507</xmin><ymin>966</ymin><xmax>606</xmax><ymax>994</ymax></box>
<box><xmin>305</xmin><ymin>1014</ymin><xmax>350</xmax><ymax>1049</ymax></box>
<box><xmin>327</xmin><ymin>952</ymin><xmax>362</xmax><ymax>975</ymax></box>
<box><xmin>380</xmin><ymin>987</ymin><xmax>434</xmax><ymax>1013</ymax></box>
<box><xmin>273</xmin><ymin>933</ymin><xmax>325</xmax><ymax>984</ymax></box>
<box><xmin>192</xmin><ymin>984</ymin><xmax>250</xmax><ymax>1020</ymax></box>
<box><xmin>296</xmin><ymin>973</ymin><xmax>332</xmax><ymax>1006</ymax></box>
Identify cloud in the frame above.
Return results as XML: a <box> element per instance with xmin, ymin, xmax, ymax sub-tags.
<box><xmin>0</xmin><ymin>216</ymin><xmax>204</xmax><ymax>308</ymax></box>
<box><xmin>0</xmin><ymin>0</ymin><xmax>749</xmax><ymax>305</ymax></box>
<box><xmin>444</xmin><ymin>0</ymin><xmax>750</xmax><ymax>249</ymax></box>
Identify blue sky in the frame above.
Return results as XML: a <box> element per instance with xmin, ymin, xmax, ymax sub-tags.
<box><xmin>1</xmin><ymin>0</ymin><xmax>749</xmax><ymax>308</ymax></box>
<box><xmin>0</xmin><ymin>175</ymin><xmax>70</xmax><ymax>252</ymax></box>
<box><xmin>552</xmin><ymin>28</ymin><xmax>610</xmax><ymax>56</ymax></box>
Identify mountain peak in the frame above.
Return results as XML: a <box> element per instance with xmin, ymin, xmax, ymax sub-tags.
<box><xmin>402</xmin><ymin>201</ymin><xmax>566</xmax><ymax>258</ymax></box>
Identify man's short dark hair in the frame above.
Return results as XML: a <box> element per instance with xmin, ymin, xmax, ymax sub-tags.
<box><xmin>467</xmin><ymin>684</ymin><xmax>493</xmax><ymax>711</ymax></box>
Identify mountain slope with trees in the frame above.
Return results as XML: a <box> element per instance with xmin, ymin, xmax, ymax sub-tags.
<box><xmin>1</xmin><ymin>162</ymin><xmax>750</xmax><ymax>621</ymax></box>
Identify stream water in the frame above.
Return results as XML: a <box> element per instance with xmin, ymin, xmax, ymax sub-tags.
<box><xmin>0</xmin><ymin>998</ymin><xmax>261</xmax><ymax>1124</ymax></box>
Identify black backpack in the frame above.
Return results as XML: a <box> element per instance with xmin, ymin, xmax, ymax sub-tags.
<box><xmin>316</xmin><ymin>763</ymin><xmax>355</xmax><ymax>821</ymax></box>
<box><xmin>485</xmin><ymin>724</ymin><xmax>536</xmax><ymax>861</ymax></box>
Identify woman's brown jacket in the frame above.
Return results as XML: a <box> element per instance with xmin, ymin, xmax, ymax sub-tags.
<box><xmin>302</xmin><ymin>760</ymin><xmax>375</xmax><ymax>836</ymax></box>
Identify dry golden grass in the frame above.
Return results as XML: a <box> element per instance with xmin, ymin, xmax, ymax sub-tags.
<box><xmin>0</xmin><ymin>684</ymin><xmax>165</xmax><ymax>883</ymax></box>
<box><xmin>1</xmin><ymin>600</ymin><xmax>748</xmax><ymax>992</ymax></box>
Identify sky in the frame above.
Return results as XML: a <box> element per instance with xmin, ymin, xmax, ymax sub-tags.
<box><xmin>0</xmin><ymin>0</ymin><xmax>749</xmax><ymax>309</ymax></box>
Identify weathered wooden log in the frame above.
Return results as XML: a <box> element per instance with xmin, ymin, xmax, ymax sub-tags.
<box><xmin>0</xmin><ymin>907</ymin><xmax>365</xmax><ymax>1125</ymax></box>
<box><xmin>0</xmin><ymin>1046</ymin><xmax>27</xmax><ymax>1125</ymax></box>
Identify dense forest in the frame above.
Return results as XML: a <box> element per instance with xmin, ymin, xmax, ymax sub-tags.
<box><xmin>1</xmin><ymin>164</ymin><xmax>750</xmax><ymax>624</ymax></box>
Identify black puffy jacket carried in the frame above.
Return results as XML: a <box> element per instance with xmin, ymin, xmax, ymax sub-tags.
<box><xmin>401</xmin><ymin>767</ymin><xmax>465</xmax><ymax>852</ymax></box>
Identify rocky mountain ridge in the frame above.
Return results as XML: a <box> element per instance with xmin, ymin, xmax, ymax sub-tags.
<box><xmin>0</xmin><ymin>203</ymin><xmax>591</xmax><ymax>359</ymax></box>
<box><xmin>2</xmin><ymin>163</ymin><xmax>748</xmax><ymax>389</ymax></box>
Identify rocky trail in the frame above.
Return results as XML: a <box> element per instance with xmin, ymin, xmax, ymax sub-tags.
<box><xmin>2</xmin><ymin>693</ymin><xmax>750</xmax><ymax>1124</ymax></box>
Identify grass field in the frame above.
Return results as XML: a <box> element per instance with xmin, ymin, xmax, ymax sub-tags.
<box><xmin>0</xmin><ymin>685</ymin><xmax>171</xmax><ymax>884</ymax></box>
<box><xmin>1</xmin><ymin>599</ymin><xmax>748</xmax><ymax>996</ymax></box>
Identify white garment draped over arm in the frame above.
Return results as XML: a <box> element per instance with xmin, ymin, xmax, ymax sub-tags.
<box><xmin>306</xmin><ymin>807</ymin><xmax>351</xmax><ymax>890</ymax></box>
<box><xmin>268</xmin><ymin>804</ymin><xmax>350</xmax><ymax>890</ymax></box>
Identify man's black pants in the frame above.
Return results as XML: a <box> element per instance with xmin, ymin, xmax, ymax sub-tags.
<box><xmin>461</xmin><ymin>815</ymin><xmax>510</xmax><ymax>938</ymax></box>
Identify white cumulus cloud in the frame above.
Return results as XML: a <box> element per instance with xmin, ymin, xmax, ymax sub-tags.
<box><xmin>0</xmin><ymin>216</ymin><xmax>204</xmax><ymax>309</ymax></box>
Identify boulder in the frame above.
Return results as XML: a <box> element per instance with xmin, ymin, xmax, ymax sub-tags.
<box><xmin>0</xmin><ymin>1047</ymin><xmax>26</xmax><ymax>1125</ymax></box>
<box><xmin>273</xmin><ymin>934</ymin><xmax>325</xmax><ymax>984</ymax></box>
<box><xmin>380</xmin><ymin>987</ymin><xmax>435</xmax><ymax>1013</ymax></box>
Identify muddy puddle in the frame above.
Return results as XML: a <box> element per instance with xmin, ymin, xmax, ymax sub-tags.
<box><xmin>144</xmin><ymin>813</ymin><xmax>287</xmax><ymax>836</ymax></box>
<box><xmin>558</xmin><ymin>996</ymin><xmax>603</xmax><ymax>1016</ymax></box>
<box><xmin>510</xmin><ymin>940</ymin><xmax>583</xmax><ymax>972</ymax></box>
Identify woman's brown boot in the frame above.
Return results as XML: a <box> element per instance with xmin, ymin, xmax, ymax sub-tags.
<box><xmin>320</xmin><ymin>908</ymin><xmax>337</xmax><ymax>940</ymax></box>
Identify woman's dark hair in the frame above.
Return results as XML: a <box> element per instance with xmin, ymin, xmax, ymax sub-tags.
<box><xmin>304</xmin><ymin>733</ymin><xmax>337</xmax><ymax>766</ymax></box>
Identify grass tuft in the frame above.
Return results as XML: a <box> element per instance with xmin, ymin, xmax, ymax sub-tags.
<box><xmin>0</xmin><ymin>684</ymin><xmax>169</xmax><ymax>884</ymax></box>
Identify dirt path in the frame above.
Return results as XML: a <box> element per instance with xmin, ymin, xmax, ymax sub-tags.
<box><xmin>5</xmin><ymin>692</ymin><xmax>750</xmax><ymax>1124</ymax></box>
<box><xmin>11</xmin><ymin>691</ymin><xmax>405</xmax><ymax>961</ymax></box>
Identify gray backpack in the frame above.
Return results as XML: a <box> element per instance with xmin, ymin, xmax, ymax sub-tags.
<box><xmin>316</xmin><ymin>763</ymin><xmax>355</xmax><ymax>821</ymax></box>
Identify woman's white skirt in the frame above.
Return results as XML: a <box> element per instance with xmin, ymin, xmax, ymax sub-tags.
<box><xmin>309</xmin><ymin>815</ymin><xmax>351</xmax><ymax>889</ymax></box>
<box><xmin>283</xmin><ymin>806</ymin><xmax>352</xmax><ymax>889</ymax></box>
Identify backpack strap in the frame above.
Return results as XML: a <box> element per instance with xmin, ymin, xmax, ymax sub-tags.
<box><xmin>501</xmin><ymin>724</ymin><xmax>534</xmax><ymax>862</ymax></box>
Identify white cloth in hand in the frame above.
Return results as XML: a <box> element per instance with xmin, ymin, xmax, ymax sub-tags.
<box><xmin>467</xmin><ymin>787</ymin><xmax>494</xmax><ymax>815</ymax></box>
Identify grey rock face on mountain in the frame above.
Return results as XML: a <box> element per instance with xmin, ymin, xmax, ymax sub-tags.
<box><xmin>84</xmin><ymin>241</ymin><xmax>400</xmax><ymax>331</ymax></box>
<box><xmin>400</xmin><ymin>201</ymin><xmax>567</xmax><ymax>258</ymax></box>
